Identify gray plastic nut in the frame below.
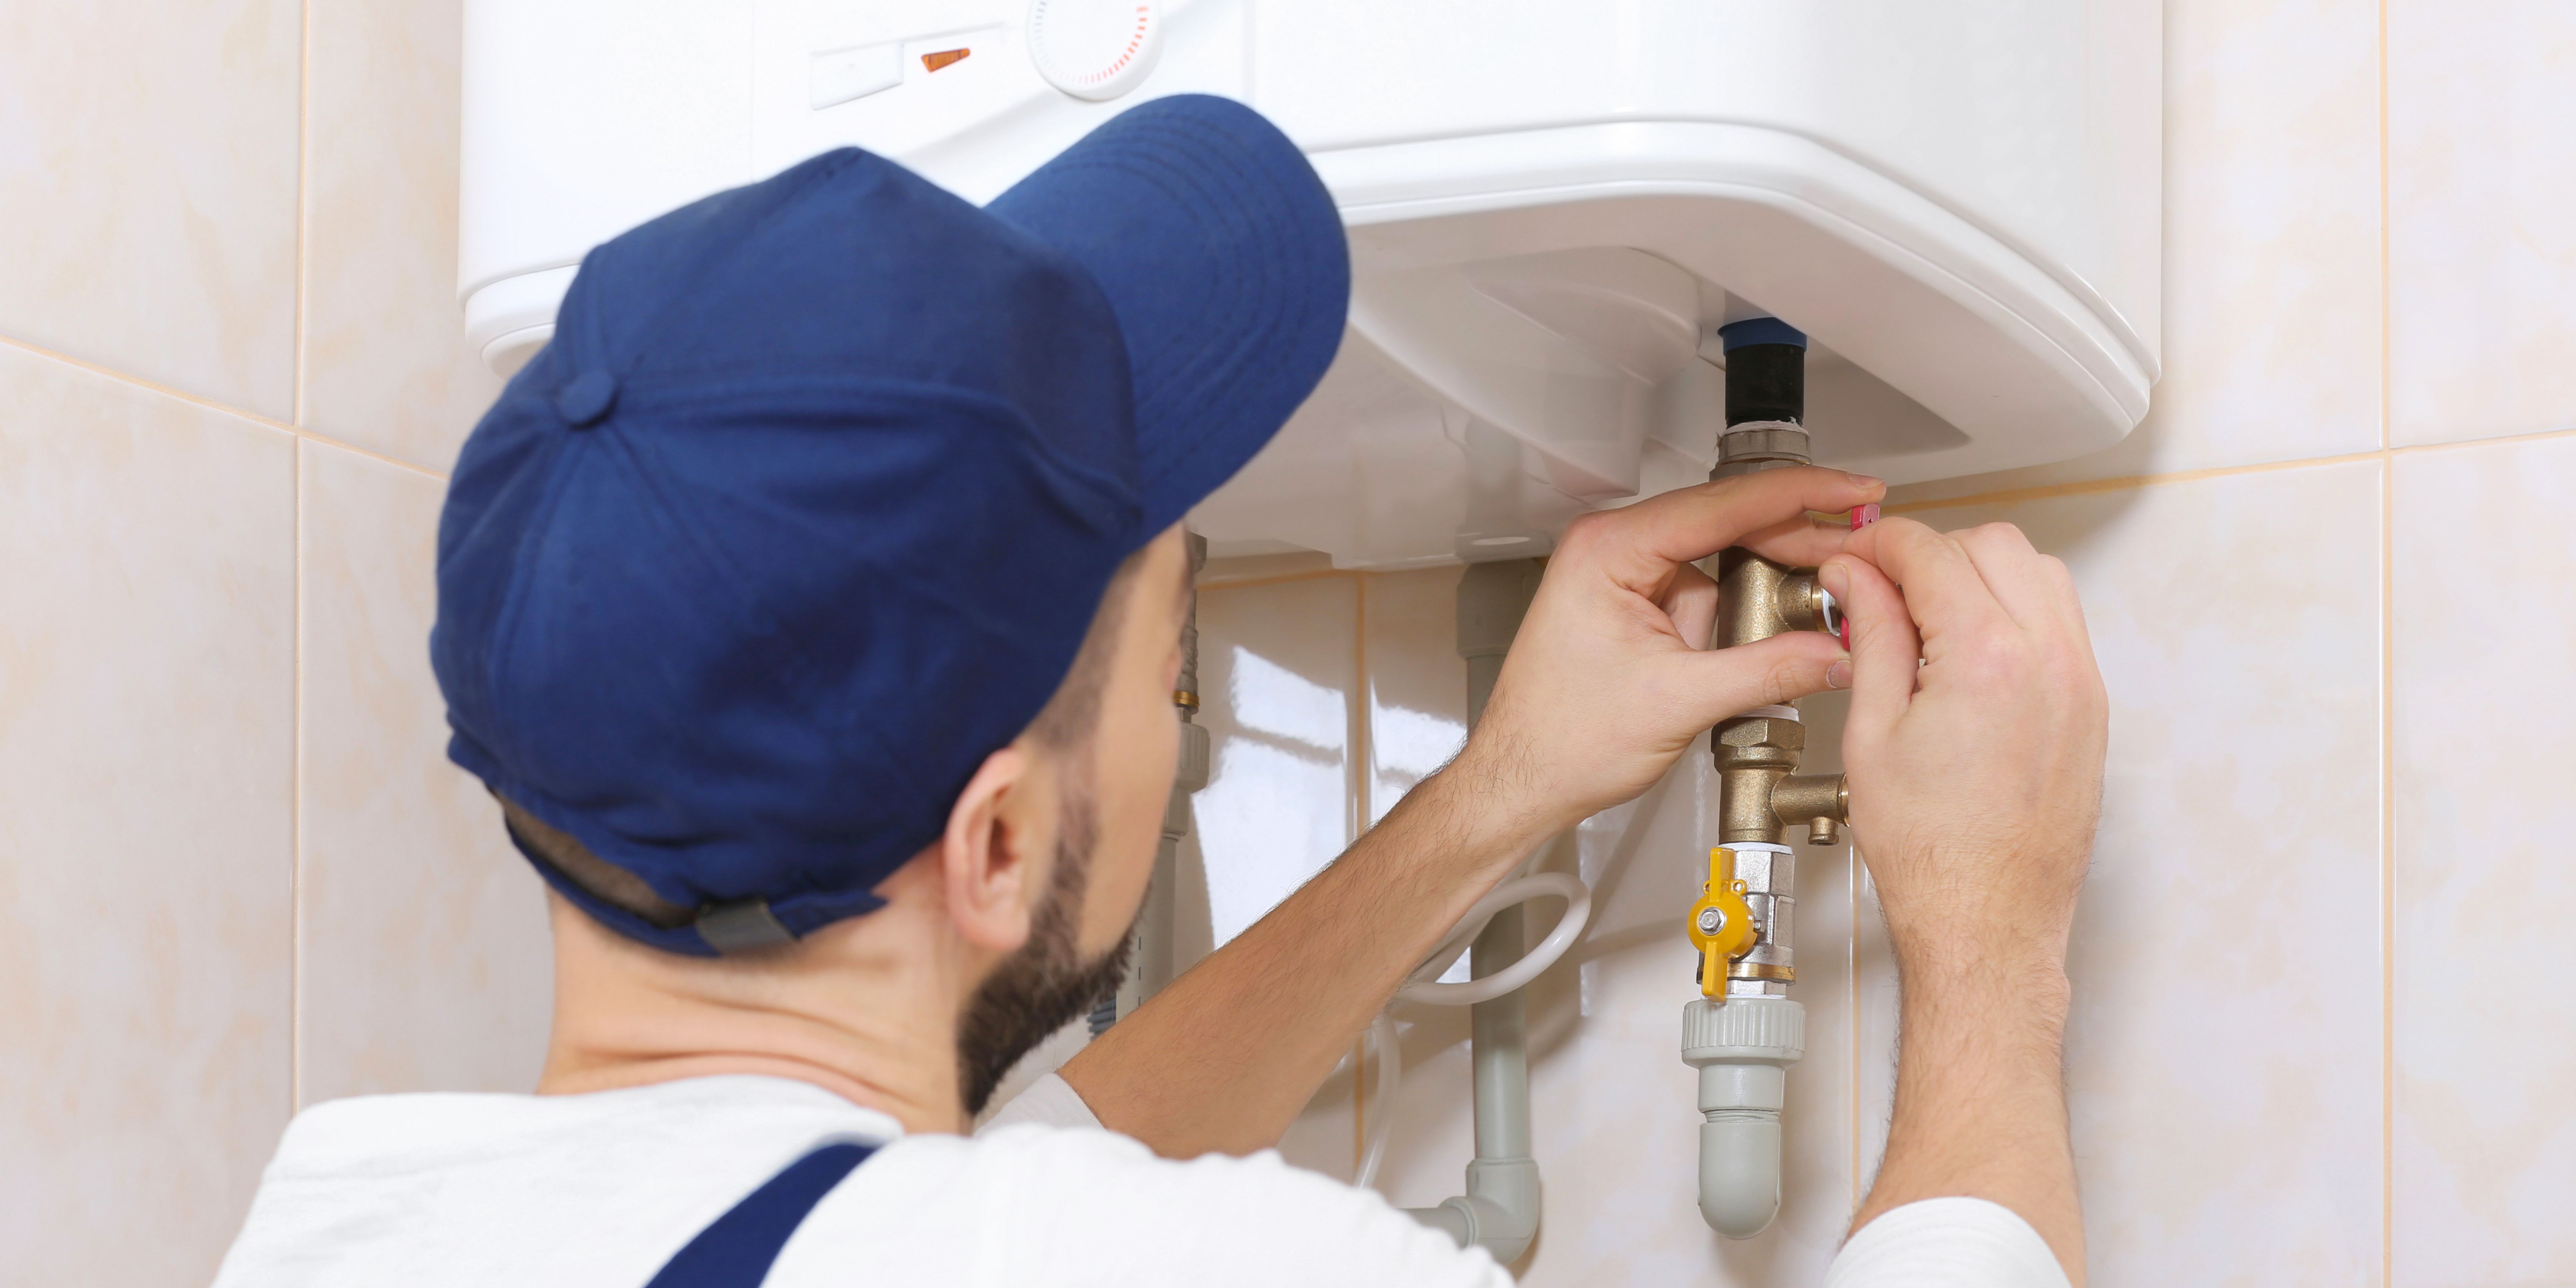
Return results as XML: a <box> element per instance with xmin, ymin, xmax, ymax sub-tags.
<box><xmin>1680</xmin><ymin>996</ymin><xmax>1805</xmax><ymax>1064</ymax></box>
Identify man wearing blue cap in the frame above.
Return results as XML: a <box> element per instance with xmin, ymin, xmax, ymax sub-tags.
<box><xmin>216</xmin><ymin>96</ymin><xmax>2103</xmax><ymax>1288</ymax></box>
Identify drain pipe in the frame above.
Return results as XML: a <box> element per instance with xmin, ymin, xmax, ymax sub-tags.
<box><xmin>1403</xmin><ymin>557</ymin><xmax>1546</xmax><ymax>1262</ymax></box>
<box><xmin>1682</xmin><ymin>318</ymin><xmax>1852</xmax><ymax>1238</ymax></box>
<box><xmin>1095</xmin><ymin>531</ymin><xmax>1209</xmax><ymax>1033</ymax></box>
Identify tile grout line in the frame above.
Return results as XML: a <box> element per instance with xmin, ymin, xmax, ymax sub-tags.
<box><xmin>12</xmin><ymin>315</ymin><xmax>2570</xmax><ymax>531</ymax></box>
<box><xmin>1889</xmin><ymin>424</ymin><xmax>2576</xmax><ymax>519</ymax></box>
<box><xmin>291</xmin><ymin>441</ymin><xmax>307</xmax><ymax>1114</ymax></box>
<box><xmin>1883</xmin><ymin>451</ymin><xmax>2387</xmax><ymax>515</ymax></box>
<box><xmin>293</xmin><ymin>0</ymin><xmax>312</xmax><ymax>429</ymax></box>
<box><xmin>1199</xmin><ymin>567</ymin><xmax>1358</xmax><ymax>593</ymax></box>
<box><xmin>1349</xmin><ymin>573</ymin><xmax>1374</xmax><ymax>1178</ymax></box>
<box><xmin>2379</xmin><ymin>449</ymin><xmax>2397</xmax><ymax>1288</ymax></box>
<box><xmin>2378</xmin><ymin>0</ymin><xmax>2396</xmax><ymax>1278</ymax></box>
<box><xmin>1849</xmin><ymin>850</ymin><xmax>1861</xmax><ymax>1216</ymax></box>
<box><xmin>287</xmin><ymin>0</ymin><xmax>313</xmax><ymax>1120</ymax></box>
<box><xmin>0</xmin><ymin>334</ymin><xmax>450</xmax><ymax>482</ymax></box>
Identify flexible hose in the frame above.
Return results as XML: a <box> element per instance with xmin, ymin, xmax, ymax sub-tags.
<box><xmin>1356</xmin><ymin>871</ymin><xmax>1590</xmax><ymax>1191</ymax></box>
<box><xmin>1355</xmin><ymin>1012</ymin><xmax>1402</xmax><ymax>1188</ymax></box>
<box><xmin>1396</xmin><ymin>872</ymin><xmax>1590</xmax><ymax>1006</ymax></box>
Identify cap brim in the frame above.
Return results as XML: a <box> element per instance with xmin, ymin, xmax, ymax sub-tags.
<box><xmin>985</xmin><ymin>95</ymin><xmax>1351</xmax><ymax>536</ymax></box>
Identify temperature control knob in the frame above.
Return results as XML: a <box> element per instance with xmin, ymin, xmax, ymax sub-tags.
<box><xmin>1026</xmin><ymin>0</ymin><xmax>1161</xmax><ymax>101</ymax></box>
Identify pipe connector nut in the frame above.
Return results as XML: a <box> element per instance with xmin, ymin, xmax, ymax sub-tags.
<box><xmin>1681</xmin><ymin>996</ymin><xmax>1806</xmax><ymax>1068</ymax></box>
<box><xmin>1714</xmin><ymin>716</ymin><xmax>1805</xmax><ymax>754</ymax></box>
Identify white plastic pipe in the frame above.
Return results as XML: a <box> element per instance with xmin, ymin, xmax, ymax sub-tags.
<box><xmin>1355</xmin><ymin>1013</ymin><xmax>1401</xmax><ymax>1189</ymax></box>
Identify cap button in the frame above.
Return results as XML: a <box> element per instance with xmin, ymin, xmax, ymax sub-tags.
<box><xmin>555</xmin><ymin>370</ymin><xmax>619</xmax><ymax>427</ymax></box>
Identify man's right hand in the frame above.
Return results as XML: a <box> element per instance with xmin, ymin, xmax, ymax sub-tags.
<box><xmin>1822</xmin><ymin>516</ymin><xmax>2108</xmax><ymax>1287</ymax></box>
<box><xmin>1824</xmin><ymin>517</ymin><xmax>2107</xmax><ymax>971</ymax></box>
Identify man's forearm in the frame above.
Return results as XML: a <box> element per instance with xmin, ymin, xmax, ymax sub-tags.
<box><xmin>1852</xmin><ymin>947</ymin><xmax>2084</xmax><ymax>1286</ymax></box>
<box><xmin>1060</xmin><ymin>754</ymin><xmax>1551</xmax><ymax>1158</ymax></box>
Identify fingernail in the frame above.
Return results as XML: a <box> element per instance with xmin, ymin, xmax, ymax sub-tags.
<box><xmin>1826</xmin><ymin>659</ymin><xmax>1852</xmax><ymax>689</ymax></box>
<box><xmin>1818</xmin><ymin>560</ymin><xmax>1848</xmax><ymax>596</ymax></box>
<box><xmin>1846</xmin><ymin>473</ymin><xmax>1884</xmax><ymax>492</ymax></box>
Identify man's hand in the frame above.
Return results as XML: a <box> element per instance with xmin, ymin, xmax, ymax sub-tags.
<box><xmin>1063</xmin><ymin>465</ymin><xmax>1884</xmax><ymax>1159</ymax></box>
<box><xmin>1828</xmin><ymin>518</ymin><xmax>2105</xmax><ymax>967</ymax></box>
<box><xmin>1458</xmin><ymin>466</ymin><xmax>1890</xmax><ymax>838</ymax></box>
<box><xmin>1824</xmin><ymin>517</ymin><xmax>2107</xmax><ymax>1286</ymax></box>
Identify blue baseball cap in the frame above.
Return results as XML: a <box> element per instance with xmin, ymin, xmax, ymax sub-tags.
<box><xmin>430</xmin><ymin>95</ymin><xmax>1348</xmax><ymax>956</ymax></box>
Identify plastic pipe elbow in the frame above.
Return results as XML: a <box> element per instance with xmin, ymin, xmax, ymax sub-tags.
<box><xmin>1405</xmin><ymin>1181</ymin><xmax>1535</xmax><ymax>1266</ymax></box>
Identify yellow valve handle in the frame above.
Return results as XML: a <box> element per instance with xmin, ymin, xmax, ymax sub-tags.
<box><xmin>1685</xmin><ymin>847</ymin><xmax>1759</xmax><ymax>998</ymax></box>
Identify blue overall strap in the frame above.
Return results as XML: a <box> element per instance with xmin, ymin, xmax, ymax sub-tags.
<box><xmin>644</xmin><ymin>1142</ymin><xmax>877</xmax><ymax>1288</ymax></box>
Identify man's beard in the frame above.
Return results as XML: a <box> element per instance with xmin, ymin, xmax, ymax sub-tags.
<box><xmin>953</xmin><ymin>786</ymin><xmax>1139</xmax><ymax>1118</ymax></box>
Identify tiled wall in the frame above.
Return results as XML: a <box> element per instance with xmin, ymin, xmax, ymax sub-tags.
<box><xmin>0</xmin><ymin>0</ymin><xmax>542</xmax><ymax>1281</ymax></box>
<box><xmin>1</xmin><ymin>2</ymin><xmax>2568</xmax><ymax>1287</ymax></box>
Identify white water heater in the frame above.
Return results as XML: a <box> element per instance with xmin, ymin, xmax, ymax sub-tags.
<box><xmin>462</xmin><ymin>0</ymin><xmax>2158</xmax><ymax>567</ymax></box>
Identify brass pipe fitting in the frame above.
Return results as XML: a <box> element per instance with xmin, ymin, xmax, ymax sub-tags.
<box><xmin>1770</xmin><ymin>774</ymin><xmax>1848</xmax><ymax>847</ymax></box>
<box><xmin>1713</xmin><ymin>552</ymin><xmax>1839</xmax><ymax>651</ymax></box>
<box><xmin>1702</xmin><ymin>553</ymin><xmax>1852</xmax><ymax>991</ymax></box>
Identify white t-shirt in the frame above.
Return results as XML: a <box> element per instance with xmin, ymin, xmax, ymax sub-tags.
<box><xmin>212</xmin><ymin>1073</ymin><xmax>2067</xmax><ymax>1288</ymax></box>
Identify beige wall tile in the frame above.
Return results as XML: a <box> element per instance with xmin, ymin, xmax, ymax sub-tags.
<box><xmin>1193</xmin><ymin>575</ymin><xmax>1362</xmax><ymax>950</ymax></box>
<box><xmin>301</xmin><ymin>0</ymin><xmax>505</xmax><ymax>473</ymax></box>
<box><xmin>0</xmin><ymin>1</ymin><xmax>300</xmax><ymax>418</ymax></box>
<box><xmin>2388</xmin><ymin>3</ymin><xmax>2576</xmax><ymax>447</ymax></box>
<box><xmin>1361</xmin><ymin>568</ymin><xmax>1468</xmax><ymax>825</ymax></box>
<box><xmin>2391</xmin><ymin>436</ymin><xmax>2576</xmax><ymax>1286</ymax></box>
<box><xmin>1191</xmin><ymin>573</ymin><xmax>1363</xmax><ymax>1177</ymax></box>
<box><xmin>1890</xmin><ymin>0</ymin><xmax>2383</xmax><ymax>506</ymax></box>
<box><xmin>296</xmin><ymin>441</ymin><xmax>550</xmax><ymax>1106</ymax></box>
<box><xmin>0</xmin><ymin>346</ymin><xmax>295</xmax><ymax>1282</ymax></box>
<box><xmin>1881</xmin><ymin>464</ymin><xmax>2386</xmax><ymax>1286</ymax></box>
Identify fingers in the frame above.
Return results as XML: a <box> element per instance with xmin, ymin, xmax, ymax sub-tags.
<box><xmin>1951</xmin><ymin>523</ymin><xmax>2078</xmax><ymax>637</ymax></box>
<box><xmin>1556</xmin><ymin>467</ymin><xmax>1885</xmax><ymax>593</ymax></box>
<box><xmin>1842</xmin><ymin>517</ymin><xmax>2014</xmax><ymax>650</ymax></box>
<box><xmin>1652</xmin><ymin>629</ymin><xmax>1849</xmax><ymax>729</ymax></box>
<box><xmin>1737</xmin><ymin>512</ymin><xmax>1855</xmax><ymax>569</ymax></box>
<box><xmin>1819</xmin><ymin>552</ymin><xmax>1921</xmax><ymax>735</ymax></box>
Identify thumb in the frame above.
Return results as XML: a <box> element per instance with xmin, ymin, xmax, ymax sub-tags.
<box><xmin>1654</xmin><ymin>629</ymin><xmax>1848</xmax><ymax>731</ymax></box>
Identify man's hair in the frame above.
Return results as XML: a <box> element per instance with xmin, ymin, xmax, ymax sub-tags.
<box><xmin>1021</xmin><ymin>546</ymin><xmax>1145</xmax><ymax>752</ymax></box>
<box><xmin>504</xmin><ymin>544</ymin><xmax>1152</xmax><ymax>930</ymax></box>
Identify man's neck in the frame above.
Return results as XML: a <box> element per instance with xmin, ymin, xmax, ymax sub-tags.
<box><xmin>536</xmin><ymin>892</ymin><xmax>977</xmax><ymax>1136</ymax></box>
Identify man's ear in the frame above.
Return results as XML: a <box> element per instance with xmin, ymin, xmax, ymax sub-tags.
<box><xmin>938</xmin><ymin>742</ymin><xmax>1055</xmax><ymax>954</ymax></box>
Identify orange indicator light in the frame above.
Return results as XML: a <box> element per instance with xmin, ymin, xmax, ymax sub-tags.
<box><xmin>921</xmin><ymin>48</ymin><xmax>970</xmax><ymax>72</ymax></box>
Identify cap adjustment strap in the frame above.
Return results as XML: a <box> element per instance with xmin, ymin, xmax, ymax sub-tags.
<box><xmin>696</xmin><ymin>899</ymin><xmax>796</xmax><ymax>953</ymax></box>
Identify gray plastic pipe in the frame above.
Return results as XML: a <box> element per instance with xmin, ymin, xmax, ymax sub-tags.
<box><xmin>1403</xmin><ymin>558</ymin><xmax>1546</xmax><ymax>1264</ymax></box>
<box><xmin>1680</xmin><ymin>994</ymin><xmax>1805</xmax><ymax>1237</ymax></box>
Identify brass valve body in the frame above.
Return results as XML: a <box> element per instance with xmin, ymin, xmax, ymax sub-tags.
<box><xmin>1698</xmin><ymin>551</ymin><xmax>1852</xmax><ymax>992</ymax></box>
